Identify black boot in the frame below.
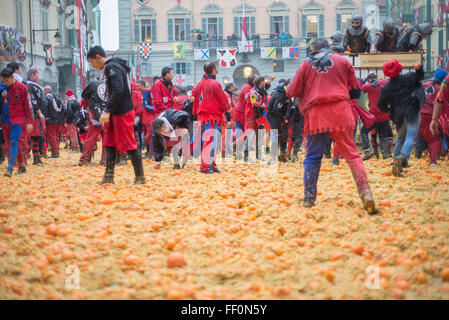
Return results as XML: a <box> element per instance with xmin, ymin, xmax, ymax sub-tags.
<box><xmin>16</xmin><ymin>167</ymin><xmax>27</xmax><ymax>175</ymax></box>
<box><xmin>101</xmin><ymin>147</ymin><xmax>116</xmax><ymax>184</ymax></box>
<box><xmin>128</xmin><ymin>149</ymin><xmax>146</xmax><ymax>185</ymax></box>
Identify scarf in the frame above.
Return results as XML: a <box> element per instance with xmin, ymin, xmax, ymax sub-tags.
<box><xmin>224</xmin><ymin>89</ymin><xmax>234</xmax><ymax>97</ymax></box>
<box><xmin>255</xmin><ymin>85</ymin><xmax>267</xmax><ymax>98</ymax></box>
<box><xmin>203</xmin><ymin>73</ymin><xmax>216</xmax><ymax>80</ymax></box>
<box><xmin>162</xmin><ymin>76</ymin><xmax>173</xmax><ymax>92</ymax></box>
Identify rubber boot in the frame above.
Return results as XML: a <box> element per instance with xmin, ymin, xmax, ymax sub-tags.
<box><xmin>349</xmin><ymin>166</ymin><xmax>376</xmax><ymax>214</ymax></box>
<box><xmin>362</xmin><ymin>149</ymin><xmax>375</xmax><ymax>161</ymax></box>
<box><xmin>101</xmin><ymin>147</ymin><xmax>116</xmax><ymax>184</ymax></box>
<box><xmin>128</xmin><ymin>149</ymin><xmax>146</xmax><ymax>185</ymax></box>
<box><xmin>392</xmin><ymin>154</ymin><xmax>405</xmax><ymax>177</ymax></box>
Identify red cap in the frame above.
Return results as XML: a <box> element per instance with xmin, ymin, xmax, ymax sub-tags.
<box><xmin>65</xmin><ymin>89</ymin><xmax>74</xmax><ymax>96</ymax></box>
<box><xmin>382</xmin><ymin>59</ymin><xmax>403</xmax><ymax>78</ymax></box>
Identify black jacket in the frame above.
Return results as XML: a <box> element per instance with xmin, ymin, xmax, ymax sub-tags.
<box><xmin>104</xmin><ymin>58</ymin><xmax>133</xmax><ymax>115</ymax></box>
<box><xmin>65</xmin><ymin>98</ymin><xmax>80</xmax><ymax>123</ymax></box>
<box><xmin>76</xmin><ymin>108</ymin><xmax>90</xmax><ymax>134</ymax></box>
<box><xmin>82</xmin><ymin>80</ymin><xmax>107</xmax><ymax>122</ymax></box>
<box><xmin>152</xmin><ymin>110</ymin><xmax>190</xmax><ymax>162</ymax></box>
<box><xmin>378</xmin><ymin>65</ymin><xmax>425</xmax><ymax>128</ymax></box>
<box><xmin>26</xmin><ymin>81</ymin><xmax>45</xmax><ymax>118</ymax></box>
<box><xmin>267</xmin><ymin>84</ymin><xmax>289</xmax><ymax>121</ymax></box>
<box><xmin>43</xmin><ymin>93</ymin><xmax>65</xmax><ymax>124</ymax></box>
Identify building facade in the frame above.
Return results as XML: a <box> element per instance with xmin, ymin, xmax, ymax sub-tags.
<box><xmin>0</xmin><ymin>0</ymin><xmax>100</xmax><ymax>97</ymax></box>
<box><xmin>116</xmin><ymin>0</ymin><xmax>363</xmax><ymax>88</ymax></box>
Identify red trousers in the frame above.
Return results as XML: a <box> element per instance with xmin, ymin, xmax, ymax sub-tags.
<box><xmin>419</xmin><ymin>114</ymin><xmax>441</xmax><ymax>164</ymax></box>
<box><xmin>66</xmin><ymin>123</ymin><xmax>79</xmax><ymax>150</ymax></box>
<box><xmin>103</xmin><ymin>111</ymin><xmax>137</xmax><ymax>152</ymax></box>
<box><xmin>79</xmin><ymin>124</ymin><xmax>105</xmax><ymax>165</ymax></box>
<box><xmin>46</xmin><ymin>123</ymin><xmax>62</xmax><ymax>156</ymax></box>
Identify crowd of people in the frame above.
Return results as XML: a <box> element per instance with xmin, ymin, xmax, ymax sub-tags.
<box><xmin>1</xmin><ymin>15</ymin><xmax>449</xmax><ymax>214</ymax></box>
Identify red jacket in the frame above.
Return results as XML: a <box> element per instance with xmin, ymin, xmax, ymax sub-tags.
<box><xmin>359</xmin><ymin>79</ymin><xmax>389</xmax><ymax>122</ymax></box>
<box><xmin>421</xmin><ymin>80</ymin><xmax>441</xmax><ymax>116</ymax></box>
<box><xmin>287</xmin><ymin>52</ymin><xmax>359</xmax><ymax>135</ymax></box>
<box><xmin>176</xmin><ymin>94</ymin><xmax>189</xmax><ymax>111</ymax></box>
<box><xmin>141</xmin><ymin>89</ymin><xmax>155</xmax><ymax>125</ymax></box>
<box><xmin>152</xmin><ymin>79</ymin><xmax>176</xmax><ymax>114</ymax></box>
<box><xmin>245</xmin><ymin>88</ymin><xmax>267</xmax><ymax>124</ymax></box>
<box><xmin>193</xmin><ymin>77</ymin><xmax>228</xmax><ymax>123</ymax></box>
<box><xmin>7</xmin><ymin>81</ymin><xmax>33</xmax><ymax>125</ymax></box>
<box><xmin>131</xmin><ymin>83</ymin><xmax>143</xmax><ymax>118</ymax></box>
<box><xmin>234</xmin><ymin>83</ymin><xmax>252</xmax><ymax>124</ymax></box>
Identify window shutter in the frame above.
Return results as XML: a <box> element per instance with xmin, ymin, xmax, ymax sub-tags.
<box><xmin>168</xmin><ymin>18</ymin><xmax>174</xmax><ymax>42</ymax></box>
<box><xmin>234</xmin><ymin>16</ymin><xmax>239</xmax><ymax>35</ymax></box>
<box><xmin>202</xmin><ymin>18</ymin><xmax>207</xmax><ymax>35</ymax></box>
<box><xmin>134</xmin><ymin>19</ymin><xmax>140</xmax><ymax>42</ymax></box>
<box><xmin>152</xmin><ymin>19</ymin><xmax>157</xmax><ymax>42</ymax></box>
<box><xmin>284</xmin><ymin>15</ymin><xmax>289</xmax><ymax>33</ymax></box>
<box><xmin>186</xmin><ymin>18</ymin><xmax>191</xmax><ymax>41</ymax></box>
<box><xmin>319</xmin><ymin>14</ymin><xmax>324</xmax><ymax>37</ymax></box>
<box><xmin>336</xmin><ymin>14</ymin><xmax>341</xmax><ymax>32</ymax></box>
<box><xmin>270</xmin><ymin>16</ymin><xmax>273</xmax><ymax>34</ymax></box>
<box><xmin>302</xmin><ymin>14</ymin><xmax>307</xmax><ymax>37</ymax></box>
<box><xmin>219</xmin><ymin>17</ymin><xmax>223</xmax><ymax>37</ymax></box>
<box><xmin>251</xmin><ymin>17</ymin><xmax>255</xmax><ymax>37</ymax></box>
<box><xmin>439</xmin><ymin>29</ymin><xmax>444</xmax><ymax>56</ymax></box>
<box><xmin>186</xmin><ymin>63</ymin><xmax>191</xmax><ymax>75</ymax></box>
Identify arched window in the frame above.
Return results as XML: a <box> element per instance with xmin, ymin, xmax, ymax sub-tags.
<box><xmin>233</xmin><ymin>3</ymin><xmax>256</xmax><ymax>38</ymax></box>
<box><xmin>168</xmin><ymin>5</ymin><xmax>191</xmax><ymax>42</ymax></box>
<box><xmin>201</xmin><ymin>4</ymin><xmax>223</xmax><ymax>38</ymax></box>
<box><xmin>267</xmin><ymin>1</ymin><xmax>290</xmax><ymax>34</ymax></box>
<box><xmin>336</xmin><ymin>1</ymin><xmax>358</xmax><ymax>32</ymax></box>
<box><xmin>134</xmin><ymin>6</ymin><xmax>157</xmax><ymax>43</ymax></box>
<box><xmin>301</xmin><ymin>1</ymin><xmax>325</xmax><ymax>38</ymax></box>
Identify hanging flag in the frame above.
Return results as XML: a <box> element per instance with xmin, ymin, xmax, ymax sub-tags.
<box><xmin>282</xmin><ymin>47</ymin><xmax>299</xmax><ymax>59</ymax></box>
<box><xmin>136</xmin><ymin>52</ymin><xmax>140</xmax><ymax>81</ymax></box>
<box><xmin>445</xmin><ymin>0</ymin><xmax>449</xmax><ymax>13</ymax></box>
<box><xmin>238</xmin><ymin>40</ymin><xmax>254</xmax><ymax>53</ymax></box>
<box><xmin>217</xmin><ymin>48</ymin><xmax>237</xmax><ymax>68</ymax></box>
<box><xmin>261</xmin><ymin>47</ymin><xmax>276</xmax><ymax>59</ymax></box>
<box><xmin>43</xmin><ymin>44</ymin><xmax>53</xmax><ymax>65</ymax></box>
<box><xmin>175</xmin><ymin>74</ymin><xmax>186</xmax><ymax>87</ymax></box>
<box><xmin>174</xmin><ymin>42</ymin><xmax>186</xmax><ymax>59</ymax></box>
<box><xmin>444</xmin><ymin>49</ymin><xmax>449</xmax><ymax>72</ymax></box>
<box><xmin>131</xmin><ymin>52</ymin><xmax>137</xmax><ymax>82</ymax></box>
<box><xmin>438</xmin><ymin>3</ymin><xmax>444</xmax><ymax>26</ymax></box>
<box><xmin>194</xmin><ymin>49</ymin><xmax>210</xmax><ymax>60</ymax></box>
<box><xmin>415</xmin><ymin>8</ymin><xmax>419</xmax><ymax>25</ymax></box>
<box><xmin>139</xmin><ymin>42</ymin><xmax>152</xmax><ymax>59</ymax></box>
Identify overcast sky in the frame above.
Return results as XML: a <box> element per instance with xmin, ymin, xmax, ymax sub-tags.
<box><xmin>99</xmin><ymin>0</ymin><xmax>119</xmax><ymax>50</ymax></box>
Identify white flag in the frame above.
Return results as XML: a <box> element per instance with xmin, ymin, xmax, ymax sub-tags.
<box><xmin>238</xmin><ymin>40</ymin><xmax>254</xmax><ymax>53</ymax></box>
<box><xmin>194</xmin><ymin>49</ymin><xmax>210</xmax><ymax>60</ymax></box>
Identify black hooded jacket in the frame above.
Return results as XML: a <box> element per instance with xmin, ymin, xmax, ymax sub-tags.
<box><xmin>152</xmin><ymin>109</ymin><xmax>190</xmax><ymax>162</ymax></box>
<box><xmin>378</xmin><ymin>65</ymin><xmax>425</xmax><ymax>128</ymax></box>
<box><xmin>43</xmin><ymin>93</ymin><xmax>65</xmax><ymax>124</ymax></box>
<box><xmin>267</xmin><ymin>84</ymin><xmax>289</xmax><ymax>121</ymax></box>
<box><xmin>104</xmin><ymin>58</ymin><xmax>133</xmax><ymax>115</ymax></box>
<box><xmin>65</xmin><ymin>98</ymin><xmax>80</xmax><ymax>124</ymax></box>
<box><xmin>82</xmin><ymin>80</ymin><xmax>107</xmax><ymax>122</ymax></box>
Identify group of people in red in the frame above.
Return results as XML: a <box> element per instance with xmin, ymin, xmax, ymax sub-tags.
<box><xmin>2</xmin><ymin>42</ymin><xmax>449</xmax><ymax>214</ymax></box>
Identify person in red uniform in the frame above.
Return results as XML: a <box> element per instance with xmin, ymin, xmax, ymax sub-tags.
<box><xmin>234</xmin><ymin>75</ymin><xmax>255</xmax><ymax>160</ymax></box>
<box><xmin>417</xmin><ymin>68</ymin><xmax>448</xmax><ymax>165</ymax></box>
<box><xmin>245</xmin><ymin>76</ymin><xmax>269</xmax><ymax>162</ymax></box>
<box><xmin>430</xmin><ymin>73</ymin><xmax>449</xmax><ymax>157</ymax></box>
<box><xmin>153</xmin><ymin>67</ymin><xmax>178</xmax><ymax>115</ymax></box>
<box><xmin>87</xmin><ymin>46</ymin><xmax>145</xmax><ymax>185</ymax></box>
<box><xmin>42</xmin><ymin>86</ymin><xmax>64</xmax><ymax>158</ymax></box>
<box><xmin>286</xmin><ymin>38</ymin><xmax>375</xmax><ymax>213</ymax></box>
<box><xmin>64</xmin><ymin>89</ymin><xmax>80</xmax><ymax>153</ymax></box>
<box><xmin>193</xmin><ymin>62</ymin><xmax>229</xmax><ymax>173</ymax></box>
<box><xmin>359</xmin><ymin>73</ymin><xmax>391</xmax><ymax>159</ymax></box>
<box><xmin>77</xmin><ymin>80</ymin><xmax>107</xmax><ymax>166</ymax></box>
<box><xmin>131</xmin><ymin>82</ymin><xmax>143</xmax><ymax>152</ymax></box>
<box><xmin>1</xmin><ymin>68</ymin><xmax>33</xmax><ymax>176</ymax></box>
<box><xmin>137</xmin><ymin>79</ymin><xmax>156</xmax><ymax>159</ymax></box>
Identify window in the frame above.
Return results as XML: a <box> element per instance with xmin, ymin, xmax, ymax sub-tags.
<box><xmin>201</xmin><ymin>4</ymin><xmax>223</xmax><ymax>37</ymax></box>
<box><xmin>234</xmin><ymin>16</ymin><xmax>255</xmax><ymax>37</ymax></box>
<box><xmin>172</xmin><ymin>62</ymin><xmax>190</xmax><ymax>75</ymax></box>
<box><xmin>140</xmin><ymin>63</ymin><xmax>152</xmax><ymax>76</ymax></box>
<box><xmin>301</xmin><ymin>1</ymin><xmax>324</xmax><ymax>38</ymax></box>
<box><xmin>206</xmin><ymin>18</ymin><xmax>218</xmax><ymax>37</ymax></box>
<box><xmin>14</xmin><ymin>0</ymin><xmax>24</xmax><ymax>33</ymax></box>
<box><xmin>271</xmin><ymin>16</ymin><xmax>290</xmax><ymax>34</ymax></box>
<box><xmin>134</xmin><ymin>6</ymin><xmax>157</xmax><ymax>42</ymax></box>
<box><xmin>306</xmin><ymin>15</ymin><xmax>318</xmax><ymax>37</ymax></box>
<box><xmin>336</xmin><ymin>1</ymin><xmax>358</xmax><ymax>32</ymax></box>
<box><xmin>167</xmin><ymin>5</ymin><xmax>191</xmax><ymax>42</ymax></box>
<box><xmin>41</xmin><ymin>7</ymin><xmax>49</xmax><ymax>42</ymax></box>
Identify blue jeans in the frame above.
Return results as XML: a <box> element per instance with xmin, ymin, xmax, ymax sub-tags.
<box><xmin>201</xmin><ymin>122</ymin><xmax>221</xmax><ymax>170</ymax></box>
<box><xmin>8</xmin><ymin>124</ymin><xmax>22</xmax><ymax>170</ymax></box>
<box><xmin>394</xmin><ymin>117</ymin><xmax>420</xmax><ymax>161</ymax></box>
